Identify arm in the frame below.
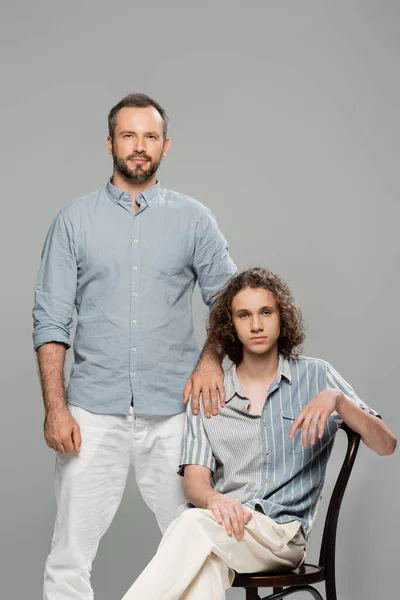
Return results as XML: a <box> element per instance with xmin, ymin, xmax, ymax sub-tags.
<box><xmin>183</xmin><ymin>207</ymin><xmax>237</xmax><ymax>416</ymax></box>
<box><xmin>33</xmin><ymin>211</ymin><xmax>80</xmax><ymax>453</ymax></box>
<box><xmin>289</xmin><ymin>362</ymin><xmax>397</xmax><ymax>456</ymax></box>
<box><xmin>336</xmin><ymin>393</ymin><xmax>396</xmax><ymax>455</ymax></box>
<box><xmin>184</xmin><ymin>465</ymin><xmax>252</xmax><ymax>539</ymax></box>
<box><xmin>37</xmin><ymin>342</ymin><xmax>81</xmax><ymax>454</ymax></box>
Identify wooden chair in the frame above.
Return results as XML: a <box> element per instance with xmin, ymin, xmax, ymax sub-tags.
<box><xmin>232</xmin><ymin>423</ymin><xmax>361</xmax><ymax>600</ymax></box>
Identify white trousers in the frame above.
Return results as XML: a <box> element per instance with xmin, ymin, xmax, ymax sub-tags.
<box><xmin>43</xmin><ymin>404</ymin><xmax>187</xmax><ymax>600</ymax></box>
<box><xmin>121</xmin><ymin>508</ymin><xmax>306</xmax><ymax>600</ymax></box>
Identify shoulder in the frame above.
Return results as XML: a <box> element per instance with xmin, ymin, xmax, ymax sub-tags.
<box><xmin>288</xmin><ymin>356</ymin><xmax>330</xmax><ymax>378</ymax></box>
<box><xmin>160</xmin><ymin>187</ymin><xmax>214</xmax><ymax>218</ymax></box>
<box><xmin>60</xmin><ymin>188</ymin><xmax>104</xmax><ymax>222</ymax></box>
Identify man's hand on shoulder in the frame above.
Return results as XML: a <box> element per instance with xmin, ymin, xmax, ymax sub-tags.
<box><xmin>183</xmin><ymin>354</ymin><xmax>226</xmax><ymax>418</ymax></box>
<box><xmin>207</xmin><ymin>493</ymin><xmax>252</xmax><ymax>540</ymax></box>
<box><xmin>44</xmin><ymin>406</ymin><xmax>81</xmax><ymax>454</ymax></box>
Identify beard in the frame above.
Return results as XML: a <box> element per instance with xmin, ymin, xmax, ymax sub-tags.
<box><xmin>112</xmin><ymin>146</ymin><xmax>164</xmax><ymax>182</ymax></box>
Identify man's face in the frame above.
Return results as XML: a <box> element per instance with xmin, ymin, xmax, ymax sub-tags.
<box><xmin>107</xmin><ymin>106</ymin><xmax>170</xmax><ymax>182</ymax></box>
<box><xmin>232</xmin><ymin>287</ymin><xmax>280</xmax><ymax>356</ymax></box>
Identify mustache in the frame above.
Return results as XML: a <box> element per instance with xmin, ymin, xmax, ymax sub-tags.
<box><xmin>127</xmin><ymin>153</ymin><xmax>152</xmax><ymax>161</ymax></box>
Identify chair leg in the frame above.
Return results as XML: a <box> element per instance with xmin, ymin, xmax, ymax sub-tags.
<box><xmin>325</xmin><ymin>577</ymin><xmax>337</xmax><ymax>600</ymax></box>
<box><xmin>246</xmin><ymin>589</ymin><xmax>259</xmax><ymax>600</ymax></box>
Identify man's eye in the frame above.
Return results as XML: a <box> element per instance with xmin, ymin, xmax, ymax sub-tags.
<box><xmin>124</xmin><ymin>134</ymin><xmax>132</xmax><ymax>138</ymax></box>
<box><xmin>239</xmin><ymin>314</ymin><xmax>248</xmax><ymax>318</ymax></box>
<box><xmin>262</xmin><ymin>310</ymin><xmax>271</xmax><ymax>316</ymax></box>
<box><xmin>147</xmin><ymin>135</ymin><xmax>156</xmax><ymax>139</ymax></box>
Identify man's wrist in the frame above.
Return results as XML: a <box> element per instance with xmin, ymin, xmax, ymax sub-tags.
<box><xmin>206</xmin><ymin>491</ymin><xmax>224</xmax><ymax>508</ymax></box>
<box><xmin>335</xmin><ymin>391</ymin><xmax>346</xmax><ymax>413</ymax></box>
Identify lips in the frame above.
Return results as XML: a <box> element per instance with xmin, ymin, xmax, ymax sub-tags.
<box><xmin>251</xmin><ymin>336</ymin><xmax>267</xmax><ymax>341</ymax></box>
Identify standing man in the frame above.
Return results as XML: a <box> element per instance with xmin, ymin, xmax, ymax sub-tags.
<box><xmin>33</xmin><ymin>93</ymin><xmax>237</xmax><ymax>600</ymax></box>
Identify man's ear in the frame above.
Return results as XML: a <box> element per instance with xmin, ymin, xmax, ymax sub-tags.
<box><xmin>163</xmin><ymin>138</ymin><xmax>171</xmax><ymax>157</ymax></box>
<box><xmin>106</xmin><ymin>136</ymin><xmax>113</xmax><ymax>156</ymax></box>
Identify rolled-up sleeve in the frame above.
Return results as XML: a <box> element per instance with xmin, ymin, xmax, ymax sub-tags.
<box><xmin>193</xmin><ymin>207</ymin><xmax>237</xmax><ymax>306</ymax></box>
<box><xmin>325</xmin><ymin>362</ymin><xmax>380</xmax><ymax>419</ymax></box>
<box><xmin>178</xmin><ymin>401</ymin><xmax>216</xmax><ymax>476</ymax></box>
<box><xmin>32</xmin><ymin>211</ymin><xmax>77</xmax><ymax>351</ymax></box>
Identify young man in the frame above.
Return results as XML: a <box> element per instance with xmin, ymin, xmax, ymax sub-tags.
<box><xmin>33</xmin><ymin>93</ymin><xmax>237</xmax><ymax>600</ymax></box>
<box><xmin>121</xmin><ymin>267</ymin><xmax>396</xmax><ymax>600</ymax></box>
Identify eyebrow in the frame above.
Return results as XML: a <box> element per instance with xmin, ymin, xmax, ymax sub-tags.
<box><xmin>119</xmin><ymin>130</ymin><xmax>161</xmax><ymax>136</ymax></box>
<box><xmin>234</xmin><ymin>305</ymin><xmax>275</xmax><ymax>314</ymax></box>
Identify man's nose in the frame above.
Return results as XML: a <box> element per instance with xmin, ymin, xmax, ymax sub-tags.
<box><xmin>250</xmin><ymin>316</ymin><xmax>263</xmax><ymax>332</ymax></box>
<box><xmin>133</xmin><ymin>136</ymin><xmax>146</xmax><ymax>152</ymax></box>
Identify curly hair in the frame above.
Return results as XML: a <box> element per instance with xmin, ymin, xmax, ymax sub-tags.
<box><xmin>207</xmin><ymin>267</ymin><xmax>305</xmax><ymax>363</ymax></box>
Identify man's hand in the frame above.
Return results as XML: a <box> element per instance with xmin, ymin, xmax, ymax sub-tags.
<box><xmin>207</xmin><ymin>494</ymin><xmax>252</xmax><ymax>540</ymax></box>
<box><xmin>183</xmin><ymin>357</ymin><xmax>226</xmax><ymax>417</ymax></box>
<box><xmin>44</xmin><ymin>407</ymin><xmax>82</xmax><ymax>454</ymax></box>
<box><xmin>289</xmin><ymin>388</ymin><xmax>340</xmax><ymax>447</ymax></box>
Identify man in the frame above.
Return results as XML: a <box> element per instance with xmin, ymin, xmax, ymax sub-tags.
<box><xmin>121</xmin><ymin>268</ymin><xmax>397</xmax><ymax>600</ymax></box>
<box><xmin>33</xmin><ymin>93</ymin><xmax>237</xmax><ymax>600</ymax></box>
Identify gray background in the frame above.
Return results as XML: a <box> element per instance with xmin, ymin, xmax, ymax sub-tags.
<box><xmin>0</xmin><ymin>1</ymin><xmax>399</xmax><ymax>599</ymax></box>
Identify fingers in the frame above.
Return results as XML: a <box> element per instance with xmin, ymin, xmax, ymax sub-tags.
<box><xmin>217</xmin><ymin>380</ymin><xmax>226</xmax><ymax>409</ymax></box>
<box><xmin>309</xmin><ymin>412</ymin><xmax>320</xmax><ymax>446</ymax></box>
<box><xmin>242</xmin><ymin>506</ymin><xmax>253</xmax><ymax>525</ymax></box>
<box><xmin>183</xmin><ymin>377</ymin><xmax>192</xmax><ymax>405</ymax></box>
<box><xmin>201</xmin><ymin>388</ymin><xmax>211</xmax><ymax>418</ymax></box>
<box><xmin>211</xmin><ymin>506</ymin><xmax>223</xmax><ymax>525</ymax></box>
<box><xmin>289</xmin><ymin>413</ymin><xmax>304</xmax><ymax>440</ymax></box>
<box><xmin>318</xmin><ymin>415</ymin><xmax>328</xmax><ymax>439</ymax></box>
<box><xmin>191</xmin><ymin>384</ymin><xmax>201</xmax><ymax>416</ymax></box>
<box><xmin>72</xmin><ymin>423</ymin><xmax>82</xmax><ymax>453</ymax></box>
<box><xmin>232</xmin><ymin>503</ymin><xmax>245</xmax><ymax>539</ymax></box>
<box><xmin>210</xmin><ymin>388</ymin><xmax>219</xmax><ymax>416</ymax></box>
<box><xmin>220</xmin><ymin>507</ymin><xmax>233</xmax><ymax>537</ymax></box>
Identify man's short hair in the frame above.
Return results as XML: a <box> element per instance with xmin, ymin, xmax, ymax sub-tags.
<box><xmin>108</xmin><ymin>93</ymin><xmax>169</xmax><ymax>140</ymax></box>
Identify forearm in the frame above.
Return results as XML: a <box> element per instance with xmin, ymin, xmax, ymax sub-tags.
<box><xmin>184</xmin><ymin>471</ymin><xmax>222</xmax><ymax>508</ymax></box>
<box><xmin>198</xmin><ymin>338</ymin><xmax>224</xmax><ymax>366</ymax></box>
<box><xmin>37</xmin><ymin>342</ymin><xmax>68</xmax><ymax>413</ymax></box>
<box><xmin>336</xmin><ymin>393</ymin><xmax>397</xmax><ymax>456</ymax></box>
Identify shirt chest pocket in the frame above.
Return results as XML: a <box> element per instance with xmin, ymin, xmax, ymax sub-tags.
<box><xmin>282</xmin><ymin>415</ymin><xmax>308</xmax><ymax>455</ymax></box>
<box><xmin>151</xmin><ymin>234</ymin><xmax>191</xmax><ymax>276</ymax></box>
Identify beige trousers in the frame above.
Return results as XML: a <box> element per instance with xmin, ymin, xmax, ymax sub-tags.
<box><xmin>121</xmin><ymin>507</ymin><xmax>306</xmax><ymax>600</ymax></box>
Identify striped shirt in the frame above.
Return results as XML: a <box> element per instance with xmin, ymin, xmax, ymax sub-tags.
<box><xmin>179</xmin><ymin>355</ymin><xmax>378</xmax><ymax>538</ymax></box>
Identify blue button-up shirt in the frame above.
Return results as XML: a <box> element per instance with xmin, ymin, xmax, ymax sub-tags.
<box><xmin>180</xmin><ymin>356</ymin><xmax>379</xmax><ymax>538</ymax></box>
<box><xmin>33</xmin><ymin>180</ymin><xmax>237</xmax><ymax>415</ymax></box>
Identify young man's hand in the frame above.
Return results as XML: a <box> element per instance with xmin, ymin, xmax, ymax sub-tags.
<box><xmin>207</xmin><ymin>494</ymin><xmax>252</xmax><ymax>540</ymax></box>
<box><xmin>183</xmin><ymin>357</ymin><xmax>226</xmax><ymax>417</ymax></box>
<box><xmin>289</xmin><ymin>388</ymin><xmax>341</xmax><ymax>447</ymax></box>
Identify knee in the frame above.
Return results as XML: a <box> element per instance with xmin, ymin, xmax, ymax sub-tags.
<box><xmin>177</xmin><ymin>507</ymin><xmax>211</xmax><ymax>528</ymax></box>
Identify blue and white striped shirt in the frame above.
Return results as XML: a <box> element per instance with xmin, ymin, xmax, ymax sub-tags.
<box><xmin>180</xmin><ymin>356</ymin><xmax>378</xmax><ymax>538</ymax></box>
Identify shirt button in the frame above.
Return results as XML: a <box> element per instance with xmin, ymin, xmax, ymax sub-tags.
<box><xmin>255</xmin><ymin>489</ymin><xmax>260</xmax><ymax>493</ymax></box>
<box><xmin>265</xmin><ymin>451</ymin><xmax>269</xmax><ymax>455</ymax></box>
<box><xmin>132</xmin><ymin>319</ymin><xmax>137</xmax><ymax>324</ymax></box>
<box><xmin>37</xmin><ymin>284</ymin><xmax>42</xmax><ymax>289</ymax></box>
<box><xmin>133</xmin><ymin>239</ymin><xmax>138</xmax><ymax>244</ymax></box>
<box><xmin>132</xmin><ymin>266</ymin><xmax>138</xmax><ymax>271</ymax></box>
<box><xmin>124</xmin><ymin>194</ymin><xmax>129</xmax><ymax>199</ymax></box>
<box><xmin>131</xmin><ymin>347</ymin><xmax>136</xmax><ymax>352</ymax></box>
<box><xmin>131</xmin><ymin>371</ymin><xmax>136</xmax><ymax>376</ymax></box>
<box><xmin>242</xmin><ymin>405</ymin><xmax>247</xmax><ymax>411</ymax></box>
<box><xmin>132</xmin><ymin>292</ymin><xmax>137</xmax><ymax>297</ymax></box>
<box><xmin>264</xmin><ymin>479</ymin><xmax>268</xmax><ymax>483</ymax></box>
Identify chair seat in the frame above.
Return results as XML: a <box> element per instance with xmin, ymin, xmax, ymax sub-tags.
<box><xmin>232</xmin><ymin>563</ymin><xmax>325</xmax><ymax>588</ymax></box>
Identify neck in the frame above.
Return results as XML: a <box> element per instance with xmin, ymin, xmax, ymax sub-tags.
<box><xmin>111</xmin><ymin>169</ymin><xmax>158</xmax><ymax>198</ymax></box>
<box><xmin>236</xmin><ymin>345</ymin><xmax>279</xmax><ymax>384</ymax></box>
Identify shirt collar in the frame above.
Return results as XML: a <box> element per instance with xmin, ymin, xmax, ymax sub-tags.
<box><xmin>225</xmin><ymin>355</ymin><xmax>292</xmax><ymax>403</ymax></box>
<box><xmin>105</xmin><ymin>177</ymin><xmax>161</xmax><ymax>207</ymax></box>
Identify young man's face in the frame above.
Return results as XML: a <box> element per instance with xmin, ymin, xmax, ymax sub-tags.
<box><xmin>107</xmin><ymin>106</ymin><xmax>170</xmax><ymax>182</ymax></box>
<box><xmin>232</xmin><ymin>287</ymin><xmax>280</xmax><ymax>356</ymax></box>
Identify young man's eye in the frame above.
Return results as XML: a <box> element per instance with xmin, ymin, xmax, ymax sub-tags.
<box><xmin>123</xmin><ymin>134</ymin><xmax>132</xmax><ymax>138</ymax></box>
<box><xmin>262</xmin><ymin>310</ymin><xmax>271</xmax><ymax>316</ymax></box>
<box><xmin>147</xmin><ymin>135</ymin><xmax>156</xmax><ymax>139</ymax></box>
<box><xmin>239</xmin><ymin>313</ymin><xmax>248</xmax><ymax>318</ymax></box>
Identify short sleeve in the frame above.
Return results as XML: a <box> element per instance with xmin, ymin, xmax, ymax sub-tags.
<box><xmin>325</xmin><ymin>362</ymin><xmax>381</xmax><ymax>422</ymax></box>
<box><xmin>178</xmin><ymin>401</ymin><xmax>216</xmax><ymax>476</ymax></box>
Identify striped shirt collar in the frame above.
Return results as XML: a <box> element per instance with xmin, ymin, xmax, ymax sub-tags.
<box><xmin>225</xmin><ymin>355</ymin><xmax>292</xmax><ymax>403</ymax></box>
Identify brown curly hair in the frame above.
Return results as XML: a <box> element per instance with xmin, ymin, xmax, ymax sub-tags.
<box><xmin>207</xmin><ymin>268</ymin><xmax>305</xmax><ymax>363</ymax></box>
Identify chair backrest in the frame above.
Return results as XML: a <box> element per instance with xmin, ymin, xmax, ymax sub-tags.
<box><xmin>318</xmin><ymin>423</ymin><xmax>361</xmax><ymax>590</ymax></box>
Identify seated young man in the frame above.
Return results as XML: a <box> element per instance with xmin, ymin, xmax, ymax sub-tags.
<box><xmin>121</xmin><ymin>267</ymin><xmax>396</xmax><ymax>600</ymax></box>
